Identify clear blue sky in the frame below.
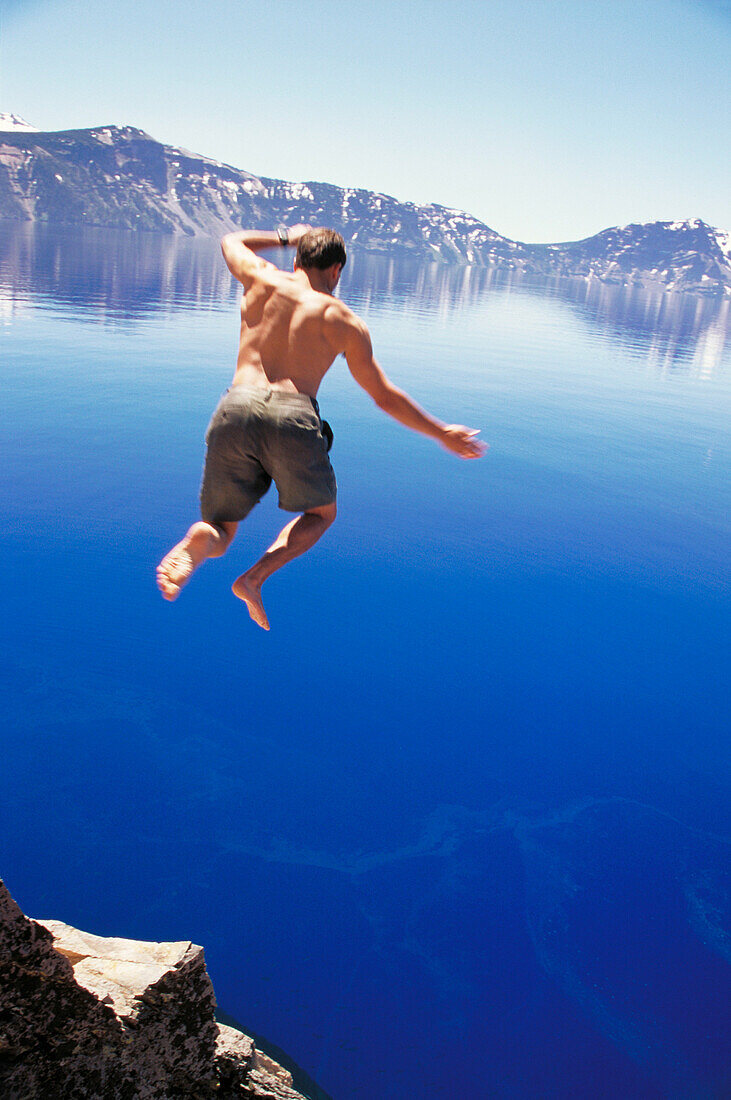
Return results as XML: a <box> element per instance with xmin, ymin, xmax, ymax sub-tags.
<box><xmin>1</xmin><ymin>0</ymin><xmax>729</xmax><ymax>242</ymax></box>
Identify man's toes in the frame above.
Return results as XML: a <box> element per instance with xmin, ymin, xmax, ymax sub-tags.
<box><xmin>156</xmin><ymin>564</ymin><xmax>182</xmax><ymax>599</ymax></box>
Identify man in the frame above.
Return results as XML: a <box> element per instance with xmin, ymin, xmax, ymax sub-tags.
<box><xmin>157</xmin><ymin>225</ymin><xmax>487</xmax><ymax>629</ymax></box>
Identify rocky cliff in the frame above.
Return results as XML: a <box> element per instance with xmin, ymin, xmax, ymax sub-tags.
<box><xmin>0</xmin><ymin>122</ymin><xmax>729</xmax><ymax>296</ymax></box>
<box><xmin>0</xmin><ymin>878</ymin><xmax>323</xmax><ymax>1100</ymax></box>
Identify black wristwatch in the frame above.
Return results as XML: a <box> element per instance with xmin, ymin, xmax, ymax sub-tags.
<box><xmin>276</xmin><ymin>225</ymin><xmax>289</xmax><ymax>246</ymax></box>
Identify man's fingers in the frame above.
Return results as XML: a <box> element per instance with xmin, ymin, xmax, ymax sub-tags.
<box><xmin>464</xmin><ymin>439</ymin><xmax>488</xmax><ymax>457</ymax></box>
<box><xmin>441</xmin><ymin>425</ymin><xmax>488</xmax><ymax>458</ymax></box>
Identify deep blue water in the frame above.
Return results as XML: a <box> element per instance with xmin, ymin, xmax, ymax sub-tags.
<box><xmin>2</xmin><ymin>222</ymin><xmax>729</xmax><ymax>1099</ymax></box>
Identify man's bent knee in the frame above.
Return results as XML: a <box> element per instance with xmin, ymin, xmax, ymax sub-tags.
<box><xmin>206</xmin><ymin>520</ymin><xmax>238</xmax><ymax>557</ymax></box>
<box><xmin>308</xmin><ymin>502</ymin><xmax>337</xmax><ymax>527</ymax></box>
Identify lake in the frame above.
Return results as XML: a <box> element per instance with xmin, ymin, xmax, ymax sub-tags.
<box><xmin>1</xmin><ymin>221</ymin><xmax>729</xmax><ymax>1099</ymax></box>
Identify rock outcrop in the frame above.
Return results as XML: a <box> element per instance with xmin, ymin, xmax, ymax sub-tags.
<box><xmin>0</xmin><ymin>878</ymin><xmax>312</xmax><ymax>1099</ymax></box>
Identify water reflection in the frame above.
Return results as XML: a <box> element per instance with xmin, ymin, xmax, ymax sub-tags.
<box><xmin>1</xmin><ymin>221</ymin><xmax>729</xmax><ymax>371</ymax></box>
<box><xmin>0</xmin><ymin>221</ymin><xmax>236</xmax><ymax>319</ymax></box>
<box><xmin>545</xmin><ymin>274</ymin><xmax>730</xmax><ymax>375</ymax></box>
<box><xmin>348</xmin><ymin>258</ymin><xmax>730</xmax><ymax>374</ymax></box>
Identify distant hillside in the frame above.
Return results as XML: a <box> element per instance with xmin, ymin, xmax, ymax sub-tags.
<box><xmin>1</xmin><ymin>121</ymin><xmax>729</xmax><ymax>296</ymax></box>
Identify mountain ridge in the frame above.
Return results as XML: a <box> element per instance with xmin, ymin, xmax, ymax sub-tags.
<box><xmin>1</xmin><ymin>122</ymin><xmax>729</xmax><ymax>296</ymax></box>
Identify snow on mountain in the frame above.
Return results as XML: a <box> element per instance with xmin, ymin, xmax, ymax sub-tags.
<box><xmin>0</xmin><ymin>113</ymin><xmax>39</xmax><ymax>132</ymax></box>
<box><xmin>713</xmin><ymin>228</ymin><xmax>731</xmax><ymax>260</ymax></box>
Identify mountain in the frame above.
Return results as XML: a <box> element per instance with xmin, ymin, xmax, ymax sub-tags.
<box><xmin>1</xmin><ymin>121</ymin><xmax>729</xmax><ymax>296</ymax></box>
<box><xmin>530</xmin><ymin>219</ymin><xmax>731</xmax><ymax>296</ymax></box>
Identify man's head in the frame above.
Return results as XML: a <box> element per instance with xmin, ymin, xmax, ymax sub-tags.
<box><xmin>295</xmin><ymin>228</ymin><xmax>347</xmax><ymax>292</ymax></box>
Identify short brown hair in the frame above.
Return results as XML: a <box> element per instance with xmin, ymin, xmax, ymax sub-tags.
<box><xmin>296</xmin><ymin>228</ymin><xmax>347</xmax><ymax>271</ymax></box>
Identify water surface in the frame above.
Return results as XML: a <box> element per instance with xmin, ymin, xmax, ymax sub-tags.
<box><xmin>1</xmin><ymin>223</ymin><xmax>729</xmax><ymax>1098</ymax></box>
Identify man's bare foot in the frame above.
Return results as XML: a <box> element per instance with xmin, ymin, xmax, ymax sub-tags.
<box><xmin>232</xmin><ymin>573</ymin><xmax>270</xmax><ymax>631</ymax></box>
<box><xmin>156</xmin><ymin>522</ymin><xmax>218</xmax><ymax>601</ymax></box>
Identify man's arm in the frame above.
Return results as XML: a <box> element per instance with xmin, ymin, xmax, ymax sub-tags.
<box><xmin>340</xmin><ymin>313</ymin><xmax>487</xmax><ymax>460</ymax></box>
<box><xmin>220</xmin><ymin>224</ymin><xmax>311</xmax><ymax>287</ymax></box>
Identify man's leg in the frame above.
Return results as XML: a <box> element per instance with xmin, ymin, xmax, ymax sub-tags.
<box><xmin>157</xmin><ymin>520</ymin><xmax>238</xmax><ymax>601</ymax></box>
<box><xmin>232</xmin><ymin>503</ymin><xmax>336</xmax><ymax>630</ymax></box>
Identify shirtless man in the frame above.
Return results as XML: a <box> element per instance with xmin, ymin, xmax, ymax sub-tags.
<box><xmin>156</xmin><ymin>225</ymin><xmax>487</xmax><ymax>629</ymax></box>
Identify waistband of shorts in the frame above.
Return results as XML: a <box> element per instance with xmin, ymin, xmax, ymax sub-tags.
<box><xmin>224</xmin><ymin>385</ymin><xmax>320</xmax><ymax>414</ymax></box>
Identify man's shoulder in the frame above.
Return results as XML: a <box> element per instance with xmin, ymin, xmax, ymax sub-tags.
<box><xmin>320</xmin><ymin>299</ymin><xmax>369</xmax><ymax>357</ymax></box>
<box><xmin>243</xmin><ymin>267</ymin><xmax>300</xmax><ymax>305</ymax></box>
<box><xmin>264</xmin><ymin>265</ymin><xmax>297</xmax><ymax>288</ymax></box>
<box><xmin>322</xmin><ymin>297</ymin><xmax>364</xmax><ymax>332</ymax></box>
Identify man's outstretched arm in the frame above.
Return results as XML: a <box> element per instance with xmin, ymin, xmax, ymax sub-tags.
<box><xmin>220</xmin><ymin>224</ymin><xmax>311</xmax><ymax>286</ymax></box>
<box><xmin>341</xmin><ymin>315</ymin><xmax>487</xmax><ymax>459</ymax></box>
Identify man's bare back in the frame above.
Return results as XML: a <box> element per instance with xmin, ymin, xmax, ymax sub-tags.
<box><xmin>230</xmin><ymin>248</ymin><xmax>349</xmax><ymax>398</ymax></box>
<box><xmin>157</xmin><ymin>225</ymin><xmax>487</xmax><ymax>629</ymax></box>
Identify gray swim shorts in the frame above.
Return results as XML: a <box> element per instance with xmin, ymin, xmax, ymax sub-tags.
<box><xmin>199</xmin><ymin>386</ymin><xmax>337</xmax><ymax>524</ymax></box>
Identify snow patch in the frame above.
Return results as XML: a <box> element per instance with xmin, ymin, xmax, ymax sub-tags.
<box><xmin>0</xmin><ymin>113</ymin><xmax>38</xmax><ymax>132</ymax></box>
<box><xmin>285</xmin><ymin>182</ymin><xmax>314</xmax><ymax>201</ymax></box>
<box><xmin>668</xmin><ymin>218</ymin><xmax>702</xmax><ymax>232</ymax></box>
<box><xmin>713</xmin><ymin>230</ymin><xmax>731</xmax><ymax>259</ymax></box>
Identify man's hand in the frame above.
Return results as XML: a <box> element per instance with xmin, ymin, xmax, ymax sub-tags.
<box><xmin>439</xmin><ymin>425</ymin><xmax>488</xmax><ymax>459</ymax></box>
<box><xmin>286</xmin><ymin>224</ymin><xmax>312</xmax><ymax>247</ymax></box>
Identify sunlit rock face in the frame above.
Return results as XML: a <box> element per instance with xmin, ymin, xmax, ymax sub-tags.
<box><xmin>0</xmin><ymin>879</ymin><xmax>308</xmax><ymax>1099</ymax></box>
<box><xmin>0</xmin><ymin>122</ymin><xmax>729</xmax><ymax>295</ymax></box>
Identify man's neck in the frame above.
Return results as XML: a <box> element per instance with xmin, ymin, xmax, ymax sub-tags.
<box><xmin>296</xmin><ymin>267</ymin><xmax>334</xmax><ymax>295</ymax></box>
